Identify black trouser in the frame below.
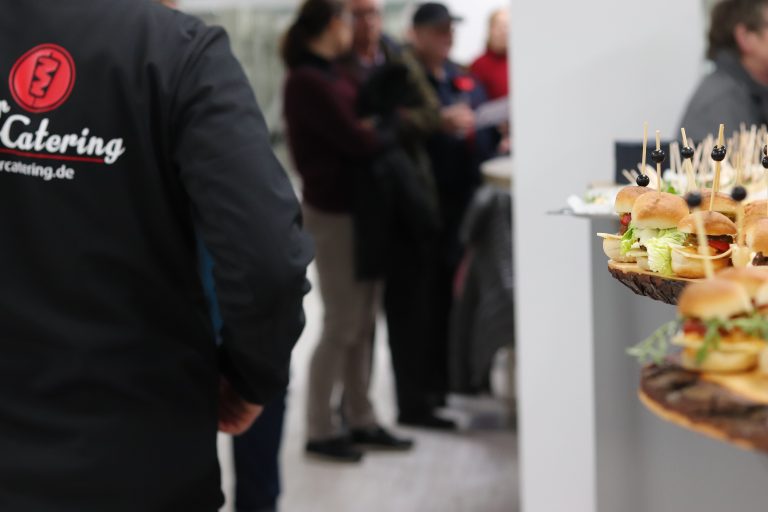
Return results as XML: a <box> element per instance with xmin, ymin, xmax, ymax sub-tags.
<box><xmin>233</xmin><ymin>393</ymin><xmax>287</xmax><ymax>512</ymax></box>
<box><xmin>384</xmin><ymin>239</ymin><xmax>446</xmax><ymax>416</ymax></box>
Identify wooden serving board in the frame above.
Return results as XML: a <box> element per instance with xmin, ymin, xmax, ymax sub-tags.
<box><xmin>607</xmin><ymin>260</ymin><xmax>697</xmax><ymax>305</ymax></box>
<box><xmin>639</xmin><ymin>363</ymin><xmax>768</xmax><ymax>454</ymax></box>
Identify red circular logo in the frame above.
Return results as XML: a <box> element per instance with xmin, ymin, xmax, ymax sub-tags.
<box><xmin>9</xmin><ymin>44</ymin><xmax>76</xmax><ymax>114</ymax></box>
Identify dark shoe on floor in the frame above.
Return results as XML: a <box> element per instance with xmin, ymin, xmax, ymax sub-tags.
<box><xmin>305</xmin><ymin>436</ymin><xmax>364</xmax><ymax>463</ymax></box>
<box><xmin>350</xmin><ymin>426</ymin><xmax>414</xmax><ymax>451</ymax></box>
<box><xmin>398</xmin><ymin>412</ymin><xmax>457</xmax><ymax>431</ymax></box>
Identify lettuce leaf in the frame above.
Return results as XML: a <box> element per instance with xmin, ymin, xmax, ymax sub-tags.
<box><xmin>645</xmin><ymin>229</ymin><xmax>686</xmax><ymax>276</ymax></box>
<box><xmin>627</xmin><ymin>319</ymin><xmax>680</xmax><ymax>364</ymax></box>
<box><xmin>636</xmin><ymin>228</ymin><xmax>661</xmax><ymax>247</ymax></box>
<box><xmin>620</xmin><ymin>225</ymin><xmax>636</xmax><ymax>255</ymax></box>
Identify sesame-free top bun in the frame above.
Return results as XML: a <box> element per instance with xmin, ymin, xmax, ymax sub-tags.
<box><xmin>631</xmin><ymin>192</ymin><xmax>690</xmax><ymax>229</ymax></box>
<box><xmin>718</xmin><ymin>266</ymin><xmax>768</xmax><ymax>298</ymax></box>
<box><xmin>699</xmin><ymin>189</ymin><xmax>738</xmax><ymax>217</ymax></box>
<box><xmin>678</xmin><ymin>279</ymin><xmax>752</xmax><ymax>321</ymax></box>
<box><xmin>677</xmin><ymin>211</ymin><xmax>737</xmax><ymax>236</ymax></box>
<box><xmin>614</xmin><ymin>186</ymin><xmax>652</xmax><ymax>214</ymax></box>
<box><xmin>746</xmin><ymin>218</ymin><xmax>768</xmax><ymax>254</ymax></box>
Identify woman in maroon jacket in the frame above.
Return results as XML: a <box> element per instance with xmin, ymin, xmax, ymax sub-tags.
<box><xmin>282</xmin><ymin>0</ymin><xmax>412</xmax><ymax>463</ymax></box>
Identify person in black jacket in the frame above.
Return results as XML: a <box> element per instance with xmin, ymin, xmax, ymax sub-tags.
<box><xmin>680</xmin><ymin>0</ymin><xmax>768</xmax><ymax>140</ymax></box>
<box><xmin>410</xmin><ymin>3</ymin><xmax>499</xmax><ymax>410</ymax></box>
<box><xmin>344</xmin><ymin>0</ymin><xmax>456</xmax><ymax>430</ymax></box>
<box><xmin>0</xmin><ymin>1</ymin><xmax>313</xmax><ymax>511</ymax></box>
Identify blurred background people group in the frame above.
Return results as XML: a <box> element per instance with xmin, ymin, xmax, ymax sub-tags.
<box><xmin>279</xmin><ymin>0</ymin><xmax>510</xmax><ymax>465</ymax></box>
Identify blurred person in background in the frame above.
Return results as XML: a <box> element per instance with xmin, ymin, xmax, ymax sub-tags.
<box><xmin>281</xmin><ymin>0</ymin><xmax>411</xmax><ymax>463</ymax></box>
<box><xmin>470</xmin><ymin>7</ymin><xmax>509</xmax><ymax>101</ymax></box>
<box><xmin>681</xmin><ymin>0</ymin><xmax>768</xmax><ymax>140</ymax></box>
<box><xmin>409</xmin><ymin>1</ymin><xmax>498</xmax><ymax>413</ymax></box>
<box><xmin>471</xmin><ymin>7</ymin><xmax>510</xmax><ymax>155</ymax></box>
<box><xmin>0</xmin><ymin>1</ymin><xmax>313</xmax><ymax>511</ymax></box>
<box><xmin>342</xmin><ymin>0</ymin><xmax>454</xmax><ymax>430</ymax></box>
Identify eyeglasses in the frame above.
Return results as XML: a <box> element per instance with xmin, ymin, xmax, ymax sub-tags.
<box><xmin>339</xmin><ymin>10</ymin><xmax>354</xmax><ymax>24</ymax></box>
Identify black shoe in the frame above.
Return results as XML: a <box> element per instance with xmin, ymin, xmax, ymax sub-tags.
<box><xmin>305</xmin><ymin>436</ymin><xmax>364</xmax><ymax>463</ymax></box>
<box><xmin>350</xmin><ymin>426</ymin><xmax>415</xmax><ymax>451</ymax></box>
<box><xmin>398</xmin><ymin>412</ymin><xmax>457</xmax><ymax>431</ymax></box>
<box><xmin>428</xmin><ymin>394</ymin><xmax>448</xmax><ymax>408</ymax></box>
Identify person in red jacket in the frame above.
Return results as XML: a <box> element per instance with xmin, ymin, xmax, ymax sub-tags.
<box><xmin>470</xmin><ymin>7</ymin><xmax>509</xmax><ymax>101</ymax></box>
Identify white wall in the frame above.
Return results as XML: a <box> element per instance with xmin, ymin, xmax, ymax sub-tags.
<box><xmin>511</xmin><ymin>1</ymin><xmax>705</xmax><ymax>511</ymax></box>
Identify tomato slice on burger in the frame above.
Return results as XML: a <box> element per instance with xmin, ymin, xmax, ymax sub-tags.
<box><xmin>682</xmin><ymin>319</ymin><xmax>706</xmax><ymax>336</ymax></box>
<box><xmin>708</xmin><ymin>239</ymin><xmax>730</xmax><ymax>253</ymax></box>
<box><xmin>621</xmin><ymin>213</ymin><xmax>631</xmax><ymax>226</ymax></box>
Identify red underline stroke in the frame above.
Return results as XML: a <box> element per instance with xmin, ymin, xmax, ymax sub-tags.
<box><xmin>0</xmin><ymin>147</ymin><xmax>104</xmax><ymax>164</ymax></box>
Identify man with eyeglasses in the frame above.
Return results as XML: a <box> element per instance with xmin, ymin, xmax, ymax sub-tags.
<box><xmin>409</xmin><ymin>2</ymin><xmax>498</xmax><ymax>422</ymax></box>
<box><xmin>681</xmin><ymin>0</ymin><xmax>768</xmax><ymax>140</ymax></box>
<box><xmin>340</xmin><ymin>0</ymin><xmax>465</xmax><ymax>431</ymax></box>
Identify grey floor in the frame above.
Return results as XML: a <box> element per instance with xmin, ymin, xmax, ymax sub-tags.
<box><xmin>218</xmin><ymin>265</ymin><xmax>519</xmax><ymax>512</ymax></box>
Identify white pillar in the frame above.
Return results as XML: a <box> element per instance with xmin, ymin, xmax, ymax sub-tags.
<box><xmin>511</xmin><ymin>1</ymin><xmax>704</xmax><ymax>511</ymax></box>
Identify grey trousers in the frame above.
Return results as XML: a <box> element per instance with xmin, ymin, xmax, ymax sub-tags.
<box><xmin>304</xmin><ymin>205</ymin><xmax>378</xmax><ymax>440</ymax></box>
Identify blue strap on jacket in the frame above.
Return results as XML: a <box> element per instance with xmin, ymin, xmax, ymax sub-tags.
<box><xmin>197</xmin><ymin>237</ymin><xmax>223</xmax><ymax>340</ymax></box>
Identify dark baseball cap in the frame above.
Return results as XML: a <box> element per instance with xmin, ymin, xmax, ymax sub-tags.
<box><xmin>412</xmin><ymin>2</ymin><xmax>463</xmax><ymax>27</ymax></box>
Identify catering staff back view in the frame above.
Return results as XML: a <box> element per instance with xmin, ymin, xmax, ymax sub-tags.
<box><xmin>0</xmin><ymin>1</ymin><xmax>313</xmax><ymax>511</ymax></box>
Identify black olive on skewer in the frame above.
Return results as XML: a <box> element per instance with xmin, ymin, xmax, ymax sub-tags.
<box><xmin>762</xmin><ymin>155</ymin><xmax>768</xmax><ymax>169</ymax></box>
<box><xmin>681</xmin><ymin>146</ymin><xmax>694</xmax><ymax>160</ymax></box>
<box><xmin>650</xmin><ymin>149</ymin><xmax>666</xmax><ymax>164</ymax></box>
<box><xmin>711</xmin><ymin>145</ymin><xmax>727</xmax><ymax>162</ymax></box>
<box><xmin>731</xmin><ymin>186</ymin><xmax>747</xmax><ymax>202</ymax></box>
<box><xmin>636</xmin><ymin>174</ymin><xmax>650</xmax><ymax>187</ymax></box>
<box><xmin>685</xmin><ymin>191</ymin><xmax>702</xmax><ymax>208</ymax></box>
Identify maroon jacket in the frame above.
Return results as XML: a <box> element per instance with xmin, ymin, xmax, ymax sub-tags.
<box><xmin>284</xmin><ymin>52</ymin><xmax>380</xmax><ymax>213</ymax></box>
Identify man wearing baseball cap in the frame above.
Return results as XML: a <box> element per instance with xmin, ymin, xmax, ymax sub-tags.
<box><xmin>409</xmin><ymin>2</ymin><xmax>498</xmax><ymax>416</ymax></box>
<box><xmin>0</xmin><ymin>1</ymin><xmax>313</xmax><ymax>510</ymax></box>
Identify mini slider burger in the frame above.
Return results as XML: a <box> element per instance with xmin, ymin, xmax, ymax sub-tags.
<box><xmin>699</xmin><ymin>189</ymin><xmax>738</xmax><ymax>221</ymax></box>
<box><xmin>745</xmin><ymin>200</ymin><xmax>768</xmax><ymax>228</ymax></box>
<box><xmin>670</xmin><ymin>210</ymin><xmax>736</xmax><ymax>278</ymax></box>
<box><xmin>747</xmin><ymin>218</ymin><xmax>768</xmax><ymax>266</ymax></box>
<box><xmin>599</xmin><ymin>185</ymin><xmax>652</xmax><ymax>262</ymax></box>
<box><xmin>674</xmin><ymin>279</ymin><xmax>768</xmax><ymax>373</ymax></box>
<box><xmin>615</xmin><ymin>186</ymin><xmax>652</xmax><ymax>235</ymax></box>
<box><xmin>620</xmin><ymin>191</ymin><xmax>689</xmax><ymax>274</ymax></box>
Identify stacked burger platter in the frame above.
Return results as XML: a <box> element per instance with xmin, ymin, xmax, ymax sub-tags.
<box><xmin>599</xmin><ymin>123</ymin><xmax>768</xmax><ymax>305</ymax></box>
<box><xmin>630</xmin><ymin>264</ymin><xmax>768</xmax><ymax>453</ymax></box>
<box><xmin>601</xmin><ymin>123</ymin><xmax>768</xmax><ymax>452</ymax></box>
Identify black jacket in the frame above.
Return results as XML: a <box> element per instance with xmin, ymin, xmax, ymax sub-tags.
<box><xmin>449</xmin><ymin>186</ymin><xmax>514</xmax><ymax>393</ymax></box>
<box><xmin>0</xmin><ymin>1</ymin><xmax>312</xmax><ymax>511</ymax></box>
<box><xmin>354</xmin><ymin>146</ymin><xmax>441</xmax><ymax>279</ymax></box>
<box><xmin>352</xmin><ymin>53</ymin><xmax>441</xmax><ymax>279</ymax></box>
